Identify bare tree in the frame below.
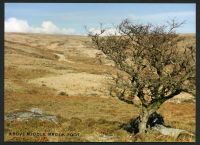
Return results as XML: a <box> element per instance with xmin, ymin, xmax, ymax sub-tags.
<box><xmin>88</xmin><ymin>19</ymin><xmax>195</xmax><ymax>134</ymax></box>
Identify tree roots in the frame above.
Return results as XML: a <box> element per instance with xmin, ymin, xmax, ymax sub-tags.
<box><xmin>152</xmin><ymin>124</ymin><xmax>195</xmax><ymax>139</ymax></box>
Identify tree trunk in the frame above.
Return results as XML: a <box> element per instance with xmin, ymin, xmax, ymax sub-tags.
<box><xmin>138</xmin><ymin>107</ymin><xmax>150</xmax><ymax>133</ymax></box>
<box><xmin>138</xmin><ymin>106</ymin><xmax>157</xmax><ymax>133</ymax></box>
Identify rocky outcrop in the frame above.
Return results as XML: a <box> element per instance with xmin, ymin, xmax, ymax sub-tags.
<box><xmin>5</xmin><ymin>108</ymin><xmax>58</xmax><ymax>124</ymax></box>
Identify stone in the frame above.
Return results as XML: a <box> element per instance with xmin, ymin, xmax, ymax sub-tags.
<box><xmin>5</xmin><ymin>108</ymin><xmax>59</xmax><ymax>124</ymax></box>
<box><xmin>152</xmin><ymin>124</ymin><xmax>195</xmax><ymax>139</ymax></box>
<box><xmin>30</xmin><ymin>108</ymin><xmax>43</xmax><ymax>114</ymax></box>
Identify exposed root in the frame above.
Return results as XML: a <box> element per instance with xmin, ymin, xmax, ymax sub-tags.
<box><xmin>152</xmin><ymin>124</ymin><xmax>195</xmax><ymax>139</ymax></box>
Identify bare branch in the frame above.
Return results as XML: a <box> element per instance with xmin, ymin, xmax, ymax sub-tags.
<box><xmin>88</xmin><ymin>18</ymin><xmax>195</xmax><ymax>110</ymax></box>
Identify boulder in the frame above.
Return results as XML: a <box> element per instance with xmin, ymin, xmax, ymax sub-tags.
<box><xmin>5</xmin><ymin>108</ymin><xmax>58</xmax><ymax>124</ymax></box>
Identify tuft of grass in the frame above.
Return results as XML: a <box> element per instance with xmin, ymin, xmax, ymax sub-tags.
<box><xmin>58</xmin><ymin>91</ymin><xmax>68</xmax><ymax>96</ymax></box>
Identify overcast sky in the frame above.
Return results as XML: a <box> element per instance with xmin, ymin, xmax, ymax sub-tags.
<box><xmin>5</xmin><ymin>3</ymin><xmax>196</xmax><ymax>35</ymax></box>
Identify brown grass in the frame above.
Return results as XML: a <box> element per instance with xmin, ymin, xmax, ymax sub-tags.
<box><xmin>4</xmin><ymin>32</ymin><xmax>196</xmax><ymax>142</ymax></box>
<box><xmin>4</xmin><ymin>91</ymin><xmax>195</xmax><ymax>142</ymax></box>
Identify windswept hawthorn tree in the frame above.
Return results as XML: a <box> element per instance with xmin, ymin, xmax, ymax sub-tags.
<box><xmin>88</xmin><ymin>19</ymin><xmax>195</xmax><ymax>133</ymax></box>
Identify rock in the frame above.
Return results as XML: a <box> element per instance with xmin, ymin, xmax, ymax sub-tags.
<box><xmin>5</xmin><ymin>108</ymin><xmax>59</xmax><ymax>124</ymax></box>
<box><xmin>30</xmin><ymin>108</ymin><xmax>43</xmax><ymax>114</ymax></box>
<box><xmin>124</xmin><ymin>112</ymin><xmax>194</xmax><ymax>139</ymax></box>
<box><xmin>152</xmin><ymin>124</ymin><xmax>195</xmax><ymax>139</ymax></box>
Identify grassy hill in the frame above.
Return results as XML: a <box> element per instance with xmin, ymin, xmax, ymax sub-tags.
<box><xmin>4</xmin><ymin>32</ymin><xmax>196</xmax><ymax>142</ymax></box>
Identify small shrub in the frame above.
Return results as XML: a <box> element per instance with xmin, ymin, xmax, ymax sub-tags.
<box><xmin>58</xmin><ymin>91</ymin><xmax>68</xmax><ymax>96</ymax></box>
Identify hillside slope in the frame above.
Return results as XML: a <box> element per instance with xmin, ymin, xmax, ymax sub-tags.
<box><xmin>4</xmin><ymin>33</ymin><xmax>196</xmax><ymax>142</ymax></box>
